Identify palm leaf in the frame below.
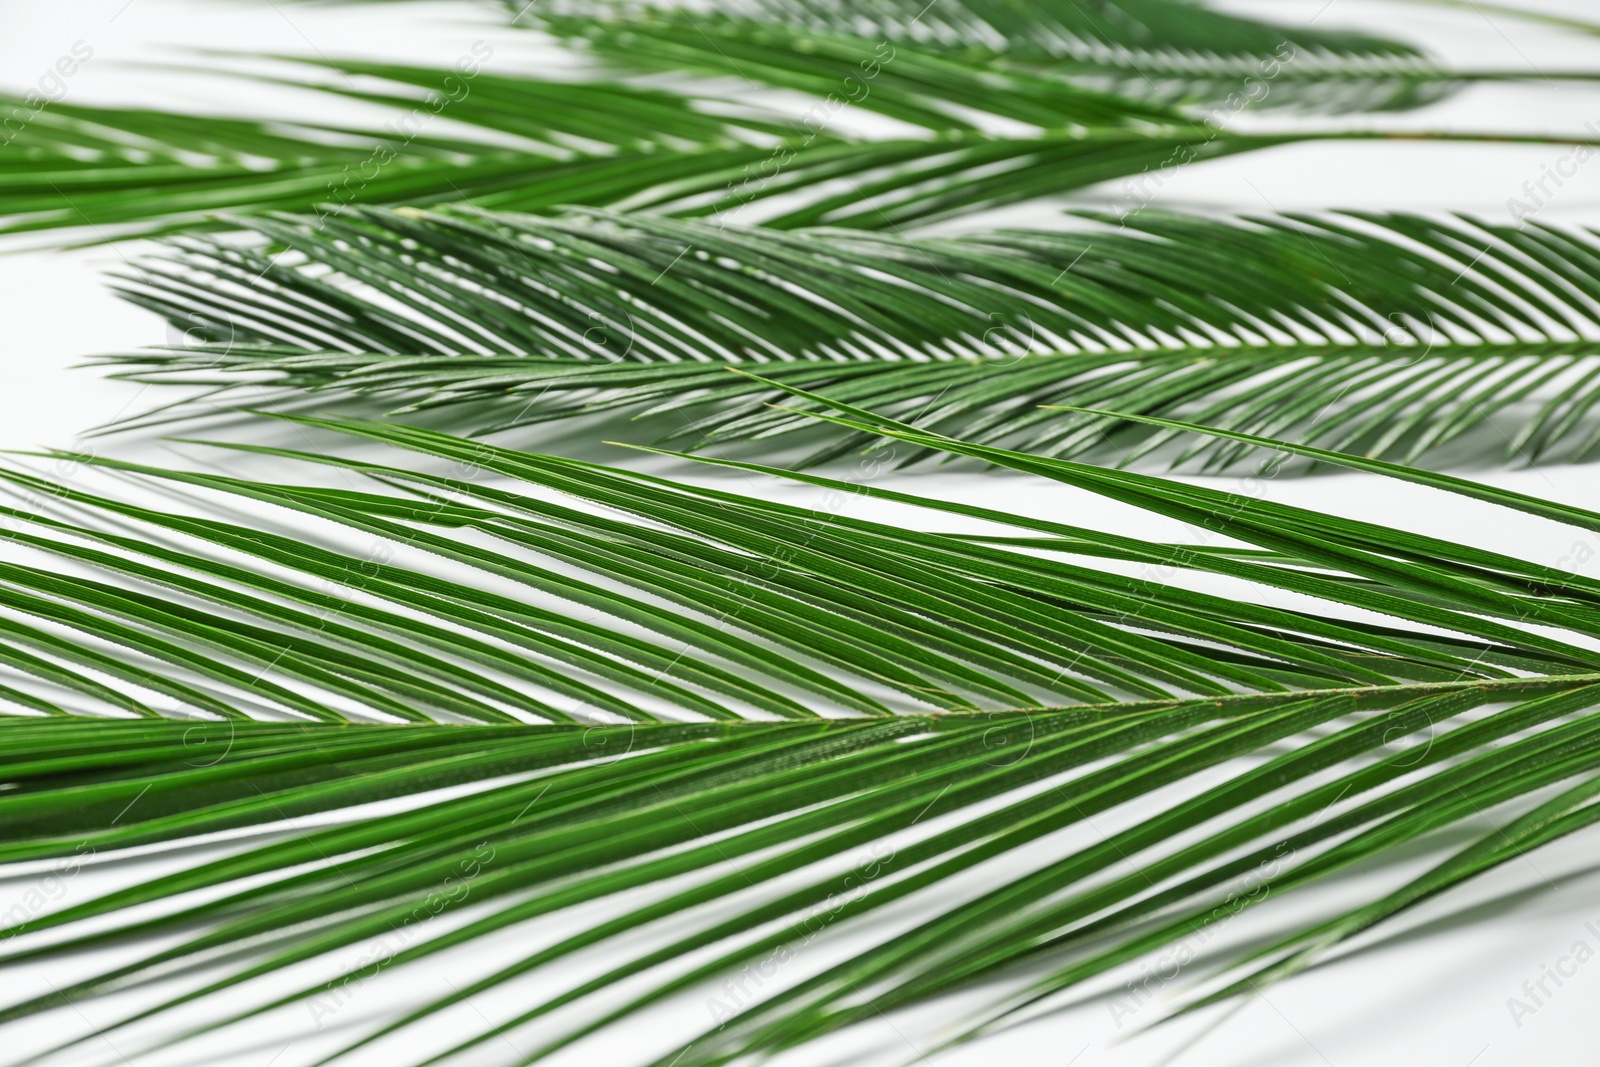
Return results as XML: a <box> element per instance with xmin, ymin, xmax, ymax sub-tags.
<box><xmin>4</xmin><ymin>410</ymin><xmax>1600</xmax><ymax>1063</ymax></box>
<box><xmin>0</xmin><ymin>66</ymin><xmax>803</xmax><ymax>241</ymax></box>
<box><xmin>7</xmin><ymin>0</ymin><xmax>1599</xmax><ymax>241</ymax></box>
<box><xmin>0</xmin><ymin>67</ymin><xmax>1267</xmax><ymax>241</ymax></box>
<box><xmin>5</xmin><ymin>412</ymin><xmax>1574</xmax><ymax>725</ymax></box>
<box><xmin>538</xmin><ymin>5</ymin><xmax>1600</xmax><ymax>117</ymax></box>
<box><xmin>101</xmin><ymin>206</ymin><xmax>1600</xmax><ymax>467</ymax></box>
<box><xmin>524</xmin><ymin>0</ymin><xmax>1423</xmax><ymax>60</ymax></box>
<box><xmin>0</xmin><ymin>17</ymin><xmax>1246</xmax><ymax>243</ymax></box>
<box><xmin>10</xmin><ymin>3</ymin><xmax>1600</xmax><ymax>1061</ymax></box>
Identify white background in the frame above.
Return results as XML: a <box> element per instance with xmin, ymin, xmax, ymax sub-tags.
<box><xmin>6</xmin><ymin>2</ymin><xmax>1600</xmax><ymax>1065</ymax></box>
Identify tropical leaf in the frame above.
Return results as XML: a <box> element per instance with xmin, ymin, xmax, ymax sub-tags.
<box><xmin>6</xmin><ymin>410</ymin><xmax>1584</xmax><ymax>725</ymax></box>
<box><xmin>4</xmin><ymin>412</ymin><xmax>1600</xmax><ymax>1064</ymax></box>
<box><xmin>0</xmin><ymin>58</ymin><xmax>1276</xmax><ymax>242</ymax></box>
<box><xmin>100</xmin><ymin>206</ymin><xmax>1600</xmax><ymax>466</ymax></box>
<box><xmin>9</xmin><ymin>3</ymin><xmax>1600</xmax><ymax>1063</ymax></box>
<box><xmin>271</xmin><ymin>0</ymin><xmax>1577</xmax><ymax>119</ymax></box>
<box><xmin>524</xmin><ymin>0</ymin><xmax>1424</xmax><ymax>60</ymax></box>
<box><xmin>0</xmin><ymin>65</ymin><xmax>796</xmax><ymax>242</ymax></box>
<box><xmin>6</xmin><ymin>0</ymin><xmax>1599</xmax><ymax>241</ymax></box>
<box><xmin>536</xmin><ymin>5</ymin><xmax>1600</xmax><ymax>117</ymax></box>
<box><xmin>0</xmin><ymin>12</ymin><xmax>1255</xmax><ymax>243</ymax></box>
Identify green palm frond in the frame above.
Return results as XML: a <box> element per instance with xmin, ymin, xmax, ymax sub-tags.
<box><xmin>11</xmin><ymin>3</ymin><xmax>1600</xmax><ymax>1063</ymax></box>
<box><xmin>6</xmin><ymin>410</ymin><xmax>1581</xmax><ymax>725</ymax></box>
<box><xmin>6</xmin><ymin>0</ymin><xmax>1599</xmax><ymax>241</ymax></box>
<box><xmin>537</xmin><ymin>6</ymin><xmax>1600</xmax><ymax>117</ymax></box>
<box><xmin>101</xmin><ymin>206</ymin><xmax>1600</xmax><ymax>467</ymax></box>
<box><xmin>0</xmin><ymin>57</ymin><xmax>1274</xmax><ymax>241</ymax></box>
<box><xmin>525</xmin><ymin>0</ymin><xmax>1423</xmax><ymax>60</ymax></box>
<box><xmin>0</xmin><ymin>65</ymin><xmax>800</xmax><ymax>241</ymax></box>
<box><xmin>5</xmin><ymin>411</ymin><xmax>1600</xmax><ymax>1063</ymax></box>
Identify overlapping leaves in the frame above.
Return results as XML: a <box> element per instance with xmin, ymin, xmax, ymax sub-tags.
<box><xmin>537</xmin><ymin>4</ymin><xmax>1566</xmax><ymax>117</ymax></box>
<box><xmin>5</xmin><ymin>0</ymin><xmax>1592</xmax><ymax>241</ymax></box>
<box><xmin>3</xmin><ymin>411</ymin><xmax>1600</xmax><ymax>1063</ymax></box>
<box><xmin>10</xmin><ymin>410</ymin><xmax>1591</xmax><ymax>725</ymax></box>
<box><xmin>9</xmin><ymin>2</ymin><xmax>1600</xmax><ymax>1063</ymax></box>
